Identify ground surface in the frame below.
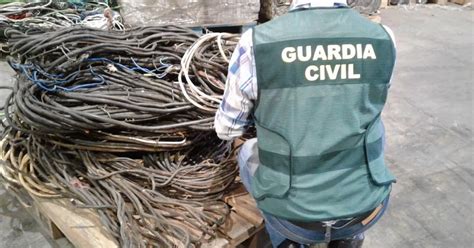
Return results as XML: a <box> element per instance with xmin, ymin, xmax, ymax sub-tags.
<box><xmin>0</xmin><ymin>4</ymin><xmax>472</xmax><ymax>248</ymax></box>
<box><xmin>366</xmin><ymin>4</ymin><xmax>473</xmax><ymax>248</ymax></box>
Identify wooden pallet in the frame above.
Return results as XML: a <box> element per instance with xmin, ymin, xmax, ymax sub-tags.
<box><xmin>1</xmin><ymin>181</ymin><xmax>264</xmax><ymax>248</ymax></box>
<box><xmin>204</xmin><ymin>184</ymin><xmax>265</xmax><ymax>248</ymax></box>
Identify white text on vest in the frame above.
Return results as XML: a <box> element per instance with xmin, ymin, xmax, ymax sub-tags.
<box><xmin>281</xmin><ymin>44</ymin><xmax>376</xmax><ymax>81</ymax></box>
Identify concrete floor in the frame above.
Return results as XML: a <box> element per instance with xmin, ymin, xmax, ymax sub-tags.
<box><xmin>0</xmin><ymin>4</ymin><xmax>472</xmax><ymax>248</ymax></box>
<box><xmin>366</xmin><ymin>4</ymin><xmax>473</xmax><ymax>248</ymax></box>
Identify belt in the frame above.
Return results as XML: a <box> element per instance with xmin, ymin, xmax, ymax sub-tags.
<box><xmin>289</xmin><ymin>204</ymin><xmax>384</xmax><ymax>232</ymax></box>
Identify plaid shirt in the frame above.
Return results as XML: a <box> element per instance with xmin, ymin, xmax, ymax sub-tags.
<box><xmin>215</xmin><ymin>1</ymin><xmax>396</xmax><ymax>140</ymax></box>
<box><xmin>214</xmin><ymin>29</ymin><xmax>257</xmax><ymax>140</ymax></box>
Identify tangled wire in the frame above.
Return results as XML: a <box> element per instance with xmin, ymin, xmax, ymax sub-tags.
<box><xmin>1</xmin><ymin>0</ymin><xmax>123</xmax><ymax>55</ymax></box>
<box><xmin>1</xmin><ymin>25</ymin><xmax>243</xmax><ymax>247</ymax></box>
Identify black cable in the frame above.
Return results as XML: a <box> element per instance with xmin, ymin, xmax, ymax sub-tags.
<box><xmin>1</xmin><ymin>25</ymin><xmax>248</xmax><ymax>247</ymax></box>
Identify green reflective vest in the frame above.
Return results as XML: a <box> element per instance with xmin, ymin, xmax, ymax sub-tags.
<box><xmin>252</xmin><ymin>7</ymin><xmax>396</xmax><ymax>222</ymax></box>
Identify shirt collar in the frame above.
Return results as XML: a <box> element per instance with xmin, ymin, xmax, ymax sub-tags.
<box><xmin>290</xmin><ymin>0</ymin><xmax>347</xmax><ymax>10</ymax></box>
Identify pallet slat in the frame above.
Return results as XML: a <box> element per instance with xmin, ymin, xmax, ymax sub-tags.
<box><xmin>221</xmin><ymin>212</ymin><xmax>255</xmax><ymax>240</ymax></box>
<box><xmin>227</xmin><ymin>194</ymin><xmax>264</xmax><ymax>227</ymax></box>
<box><xmin>201</xmin><ymin>235</ymin><xmax>230</xmax><ymax>248</ymax></box>
<box><xmin>31</xmin><ymin>195</ymin><xmax>119</xmax><ymax>248</ymax></box>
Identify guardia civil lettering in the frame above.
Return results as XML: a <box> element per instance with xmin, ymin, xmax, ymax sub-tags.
<box><xmin>281</xmin><ymin>44</ymin><xmax>377</xmax><ymax>81</ymax></box>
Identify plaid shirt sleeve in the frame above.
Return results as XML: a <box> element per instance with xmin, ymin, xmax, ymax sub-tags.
<box><xmin>214</xmin><ymin>30</ymin><xmax>257</xmax><ymax>140</ymax></box>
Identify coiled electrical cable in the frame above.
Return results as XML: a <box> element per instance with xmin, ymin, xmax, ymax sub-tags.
<box><xmin>0</xmin><ymin>25</ymin><xmax>249</xmax><ymax>247</ymax></box>
<box><xmin>1</xmin><ymin>1</ymin><xmax>123</xmax><ymax>55</ymax></box>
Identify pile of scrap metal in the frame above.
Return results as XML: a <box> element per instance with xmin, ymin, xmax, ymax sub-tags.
<box><xmin>0</xmin><ymin>0</ymin><xmax>122</xmax><ymax>55</ymax></box>
<box><xmin>1</xmin><ymin>25</ymin><xmax>243</xmax><ymax>247</ymax></box>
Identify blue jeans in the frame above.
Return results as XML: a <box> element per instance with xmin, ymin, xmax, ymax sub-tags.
<box><xmin>237</xmin><ymin>138</ymin><xmax>389</xmax><ymax>247</ymax></box>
